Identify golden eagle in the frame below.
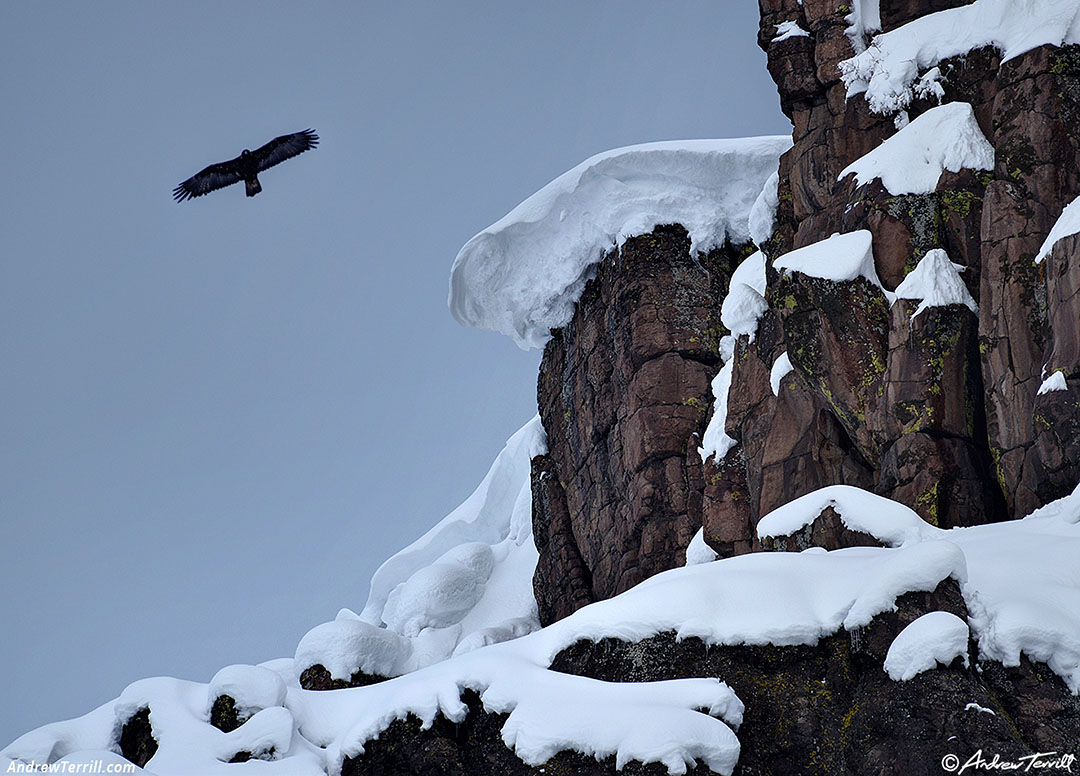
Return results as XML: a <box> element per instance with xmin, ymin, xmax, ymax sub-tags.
<box><xmin>173</xmin><ymin>129</ymin><xmax>318</xmax><ymax>202</ymax></box>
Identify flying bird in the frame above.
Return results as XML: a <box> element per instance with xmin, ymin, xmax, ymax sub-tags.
<box><xmin>173</xmin><ymin>129</ymin><xmax>318</xmax><ymax>202</ymax></box>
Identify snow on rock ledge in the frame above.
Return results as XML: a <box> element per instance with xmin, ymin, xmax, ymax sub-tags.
<box><xmin>840</xmin><ymin>0</ymin><xmax>1080</xmax><ymax>115</ymax></box>
<box><xmin>207</xmin><ymin>664</ymin><xmax>287</xmax><ymax>719</ymax></box>
<box><xmin>838</xmin><ymin>102</ymin><xmax>994</xmax><ymax>195</ymax></box>
<box><xmin>773</xmin><ymin>230</ymin><xmax>892</xmax><ymax>299</ymax></box>
<box><xmin>1036</xmin><ymin>194</ymin><xmax>1080</xmax><ymax>264</ymax></box>
<box><xmin>757</xmin><ymin>484</ymin><xmax>940</xmax><ymax>547</ymax></box>
<box><xmin>884</xmin><ymin>611</ymin><xmax>970</xmax><ymax>681</ymax></box>
<box><xmin>893</xmin><ymin>248</ymin><xmax>978</xmax><ymax>318</ymax></box>
<box><xmin>720</xmin><ymin>250</ymin><xmax>769</xmax><ymax>341</ymax></box>
<box><xmin>449</xmin><ymin>137</ymin><xmax>791</xmax><ymax>349</ymax></box>
<box><xmin>758</xmin><ymin>484</ymin><xmax>1080</xmax><ymax>692</ymax></box>
<box><xmin>1039</xmin><ymin>370</ymin><xmax>1069</xmax><ymax>395</ymax></box>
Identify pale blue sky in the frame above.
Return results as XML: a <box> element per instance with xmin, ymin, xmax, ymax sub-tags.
<box><xmin>0</xmin><ymin>2</ymin><xmax>787</xmax><ymax>743</ymax></box>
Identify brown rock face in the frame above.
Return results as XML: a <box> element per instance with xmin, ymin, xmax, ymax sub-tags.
<box><xmin>715</xmin><ymin>4</ymin><xmax>1080</xmax><ymax>540</ymax></box>
<box><xmin>532</xmin><ymin>224</ymin><xmax>739</xmax><ymax>622</ymax></box>
<box><xmin>530</xmin><ymin>1</ymin><xmax>1080</xmax><ymax>611</ymax></box>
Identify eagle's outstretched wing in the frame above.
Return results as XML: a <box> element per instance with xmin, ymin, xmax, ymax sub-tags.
<box><xmin>172</xmin><ymin>157</ymin><xmax>244</xmax><ymax>202</ymax></box>
<box><xmin>251</xmin><ymin>129</ymin><xmax>319</xmax><ymax>173</ymax></box>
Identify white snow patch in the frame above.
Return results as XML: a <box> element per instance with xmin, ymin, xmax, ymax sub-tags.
<box><xmin>720</xmin><ymin>251</ymin><xmax>769</xmax><ymax>341</ymax></box>
<box><xmin>353</xmin><ymin>415</ymin><xmax>545</xmax><ymax>663</ymax></box>
<box><xmin>893</xmin><ymin>248</ymin><xmax>978</xmax><ymax>318</ymax></box>
<box><xmin>757</xmin><ymin>484</ymin><xmax>941</xmax><ymax>547</ymax></box>
<box><xmin>1036</xmin><ymin>194</ymin><xmax>1080</xmax><ymax>264</ymax></box>
<box><xmin>914</xmin><ymin>67</ymin><xmax>946</xmax><ymax>103</ymax></box>
<box><xmin>206</xmin><ymin>664</ymin><xmax>287</xmax><ymax>721</ymax></box>
<box><xmin>382</xmin><ymin>542</ymin><xmax>495</xmax><ymax>637</ymax></box>
<box><xmin>884</xmin><ymin>611</ymin><xmax>970</xmax><ymax>680</ymax></box>
<box><xmin>770</xmin><ymin>351</ymin><xmax>793</xmax><ymax>397</ymax></box>
<box><xmin>1039</xmin><ymin>371</ymin><xmax>1069</xmax><ymax>395</ymax></box>
<box><xmin>965</xmin><ymin>702</ymin><xmax>996</xmax><ymax>715</ymax></box>
<box><xmin>748</xmin><ymin>170</ymin><xmax>781</xmax><ymax>248</ymax></box>
<box><xmin>773</xmin><ymin>20</ymin><xmax>810</xmax><ymax>42</ymax></box>
<box><xmin>840</xmin><ymin>0</ymin><xmax>1080</xmax><ymax>114</ymax></box>
<box><xmin>844</xmin><ymin>0</ymin><xmax>882</xmax><ymax>52</ymax></box>
<box><xmin>294</xmin><ymin>615</ymin><xmax>415</xmax><ymax>681</ymax></box>
<box><xmin>699</xmin><ymin>336</ymin><xmax>738</xmax><ymax>464</ymax></box>
<box><xmin>838</xmin><ymin>102</ymin><xmax>994</xmax><ymax>195</ymax></box>
<box><xmin>685</xmin><ymin>528</ymin><xmax>719</xmax><ymax>566</ymax></box>
<box><xmin>773</xmin><ymin>231</ymin><xmax>892</xmax><ymax>300</ymax></box>
<box><xmin>449</xmin><ymin>137</ymin><xmax>791</xmax><ymax>349</ymax></box>
<box><xmin>844</xmin><ymin>541</ymin><xmax>968</xmax><ymax>629</ymax></box>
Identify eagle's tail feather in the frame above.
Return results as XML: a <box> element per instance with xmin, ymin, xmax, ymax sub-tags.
<box><xmin>246</xmin><ymin>177</ymin><xmax>262</xmax><ymax>197</ymax></box>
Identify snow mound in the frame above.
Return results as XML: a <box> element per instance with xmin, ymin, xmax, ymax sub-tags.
<box><xmin>294</xmin><ymin>614</ymin><xmax>414</xmax><ymax>681</ymax></box>
<box><xmin>113</xmin><ymin>677</ymin><xmax>320</xmax><ymax>774</ymax></box>
<box><xmin>893</xmin><ymin>248</ymin><xmax>978</xmax><ymax>318</ymax></box>
<box><xmin>382</xmin><ymin>542</ymin><xmax>495</xmax><ymax>637</ymax></box>
<box><xmin>720</xmin><ymin>250</ymin><xmax>769</xmax><ymax>341</ymax></box>
<box><xmin>685</xmin><ymin>528</ymin><xmax>719</xmax><ymax>566</ymax></box>
<box><xmin>206</xmin><ymin>664</ymin><xmax>287</xmax><ymax>720</ymax></box>
<box><xmin>757</xmin><ymin>484</ymin><xmax>942</xmax><ymax>546</ymax></box>
<box><xmin>884</xmin><ymin>611</ymin><xmax>970</xmax><ymax>680</ymax></box>
<box><xmin>773</xmin><ymin>230</ymin><xmax>891</xmax><ymax>297</ymax></box>
<box><xmin>449</xmin><ymin>137</ymin><xmax>791</xmax><ymax>349</ymax></box>
<box><xmin>1036</xmin><ymin>194</ymin><xmax>1080</xmax><ymax>264</ymax></box>
<box><xmin>838</xmin><ymin>102</ymin><xmax>994</xmax><ymax>195</ymax></box>
<box><xmin>1039</xmin><ymin>371</ymin><xmax>1069</xmax><ymax>395</ymax></box>
<box><xmin>840</xmin><ymin>0</ymin><xmax>1080</xmax><ymax>114</ymax></box>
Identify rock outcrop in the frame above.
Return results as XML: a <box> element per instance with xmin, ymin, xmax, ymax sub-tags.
<box><xmin>517</xmin><ymin>0</ymin><xmax>1080</xmax><ymax>771</ymax></box>
<box><xmin>532</xmin><ymin>224</ymin><xmax>739</xmax><ymax>623</ymax></box>
<box><xmin>753</xmin><ymin>0</ymin><xmax>1080</xmax><ymax>526</ymax></box>
<box><xmin>530</xmin><ymin>2</ymin><xmax>1080</xmax><ymax>623</ymax></box>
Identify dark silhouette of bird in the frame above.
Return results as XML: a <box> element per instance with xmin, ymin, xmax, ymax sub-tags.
<box><xmin>173</xmin><ymin>129</ymin><xmax>318</xmax><ymax>202</ymax></box>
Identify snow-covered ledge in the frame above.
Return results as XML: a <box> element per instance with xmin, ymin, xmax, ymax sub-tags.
<box><xmin>448</xmin><ymin>137</ymin><xmax>791</xmax><ymax>350</ymax></box>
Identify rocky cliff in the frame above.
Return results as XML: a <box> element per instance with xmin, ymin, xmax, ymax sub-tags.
<box><xmin>536</xmin><ymin>0</ymin><xmax>1080</xmax><ymax>626</ymax></box>
<box><xmin>522</xmin><ymin>0</ymin><xmax>1080</xmax><ymax>771</ymax></box>
<box><xmin>8</xmin><ymin>3</ymin><xmax>1080</xmax><ymax>775</ymax></box>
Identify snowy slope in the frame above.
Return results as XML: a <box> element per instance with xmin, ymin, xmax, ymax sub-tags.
<box><xmin>8</xmin><ymin>483</ymin><xmax>1080</xmax><ymax>775</ymax></box>
<box><xmin>290</xmin><ymin>415</ymin><xmax>548</xmax><ymax>686</ymax></box>
<box><xmin>448</xmin><ymin>137</ymin><xmax>791</xmax><ymax>349</ymax></box>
